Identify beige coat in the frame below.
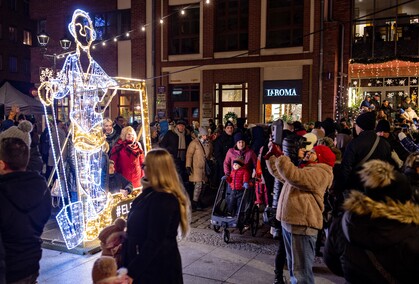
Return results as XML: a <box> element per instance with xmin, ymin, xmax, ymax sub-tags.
<box><xmin>186</xmin><ymin>139</ymin><xmax>213</xmax><ymax>183</ymax></box>
<box><xmin>267</xmin><ymin>155</ymin><xmax>333</xmax><ymax>230</ymax></box>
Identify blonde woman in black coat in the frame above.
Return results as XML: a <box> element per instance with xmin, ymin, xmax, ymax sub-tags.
<box><xmin>122</xmin><ymin>149</ymin><xmax>191</xmax><ymax>284</ymax></box>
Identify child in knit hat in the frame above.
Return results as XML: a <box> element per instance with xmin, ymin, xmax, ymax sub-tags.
<box><xmin>0</xmin><ymin>120</ymin><xmax>32</xmax><ymax>148</ymax></box>
<box><xmin>226</xmin><ymin>157</ymin><xmax>250</xmax><ymax>216</ymax></box>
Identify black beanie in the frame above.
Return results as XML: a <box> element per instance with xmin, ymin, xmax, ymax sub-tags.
<box><xmin>356</xmin><ymin>111</ymin><xmax>376</xmax><ymax>131</ymax></box>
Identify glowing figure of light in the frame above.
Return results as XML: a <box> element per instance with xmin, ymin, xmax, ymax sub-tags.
<box><xmin>38</xmin><ymin>9</ymin><xmax>118</xmax><ymax>249</ymax></box>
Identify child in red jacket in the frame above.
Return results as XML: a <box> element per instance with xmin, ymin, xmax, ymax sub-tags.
<box><xmin>226</xmin><ymin>157</ymin><xmax>250</xmax><ymax>215</ymax></box>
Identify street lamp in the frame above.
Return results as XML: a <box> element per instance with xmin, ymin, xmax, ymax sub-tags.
<box><xmin>37</xmin><ymin>31</ymin><xmax>72</xmax><ymax>74</ymax></box>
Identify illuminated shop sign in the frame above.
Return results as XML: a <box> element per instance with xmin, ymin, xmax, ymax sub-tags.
<box><xmin>263</xmin><ymin>80</ymin><xmax>303</xmax><ymax>104</ymax></box>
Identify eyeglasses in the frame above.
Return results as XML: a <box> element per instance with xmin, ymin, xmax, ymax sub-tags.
<box><xmin>141</xmin><ymin>164</ymin><xmax>146</xmax><ymax>169</ymax></box>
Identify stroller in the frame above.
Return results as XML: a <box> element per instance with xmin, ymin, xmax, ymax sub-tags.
<box><xmin>210</xmin><ymin>179</ymin><xmax>260</xmax><ymax>243</ymax></box>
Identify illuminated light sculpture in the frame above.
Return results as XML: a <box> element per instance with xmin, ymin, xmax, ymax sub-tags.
<box><xmin>38</xmin><ymin>9</ymin><xmax>151</xmax><ymax>249</ymax></box>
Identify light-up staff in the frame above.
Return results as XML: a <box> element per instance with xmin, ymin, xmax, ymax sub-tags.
<box><xmin>38</xmin><ymin>9</ymin><xmax>118</xmax><ymax>249</ymax></box>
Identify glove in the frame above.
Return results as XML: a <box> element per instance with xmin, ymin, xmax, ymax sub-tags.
<box><xmin>243</xmin><ymin>182</ymin><xmax>249</xmax><ymax>190</ymax></box>
<box><xmin>263</xmin><ymin>143</ymin><xmax>283</xmax><ymax>160</ymax></box>
<box><xmin>398</xmin><ymin>132</ymin><xmax>407</xmax><ymax>141</ymax></box>
<box><xmin>186</xmin><ymin>167</ymin><xmax>192</xmax><ymax>176</ymax></box>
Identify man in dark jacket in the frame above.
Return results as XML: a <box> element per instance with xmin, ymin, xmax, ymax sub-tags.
<box><xmin>340</xmin><ymin>111</ymin><xmax>394</xmax><ymax>193</ymax></box>
<box><xmin>0</xmin><ymin>138</ymin><xmax>52</xmax><ymax>283</ymax></box>
<box><xmin>160</xmin><ymin>120</ymin><xmax>192</xmax><ymax>182</ymax></box>
<box><xmin>213</xmin><ymin>121</ymin><xmax>235</xmax><ymax>183</ymax></box>
<box><xmin>0</xmin><ymin>233</ymin><xmax>5</xmax><ymax>284</ymax></box>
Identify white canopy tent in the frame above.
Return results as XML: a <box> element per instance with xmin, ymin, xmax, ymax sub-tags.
<box><xmin>0</xmin><ymin>81</ymin><xmax>44</xmax><ymax>115</ymax></box>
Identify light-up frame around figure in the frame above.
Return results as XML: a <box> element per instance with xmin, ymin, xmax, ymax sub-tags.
<box><xmin>38</xmin><ymin>9</ymin><xmax>151</xmax><ymax>249</ymax></box>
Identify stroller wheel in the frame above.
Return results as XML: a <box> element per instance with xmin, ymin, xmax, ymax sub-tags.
<box><xmin>251</xmin><ymin>206</ymin><xmax>259</xmax><ymax>237</ymax></box>
<box><xmin>222</xmin><ymin>229</ymin><xmax>230</xmax><ymax>243</ymax></box>
<box><xmin>213</xmin><ymin>225</ymin><xmax>221</xmax><ymax>233</ymax></box>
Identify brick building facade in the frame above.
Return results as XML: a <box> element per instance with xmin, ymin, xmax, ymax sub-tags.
<box><xmin>28</xmin><ymin>0</ymin><xmax>356</xmax><ymax>125</ymax></box>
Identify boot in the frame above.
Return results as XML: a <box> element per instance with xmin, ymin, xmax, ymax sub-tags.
<box><xmin>192</xmin><ymin>201</ymin><xmax>198</xmax><ymax>211</ymax></box>
<box><xmin>273</xmin><ymin>270</ymin><xmax>286</xmax><ymax>284</ymax></box>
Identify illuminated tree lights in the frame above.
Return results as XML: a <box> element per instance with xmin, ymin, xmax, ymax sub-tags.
<box><xmin>38</xmin><ymin>9</ymin><xmax>150</xmax><ymax>249</ymax></box>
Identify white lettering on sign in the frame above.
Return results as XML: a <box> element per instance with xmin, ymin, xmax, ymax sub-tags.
<box><xmin>266</xmin><ymin>88</ymin><xmax>298</xmax><ymax>97</ymax></box>
<box><xmin>115</xmin><ymin>201</ymin><xmax>133</xmax><ymax>218</ymax></box>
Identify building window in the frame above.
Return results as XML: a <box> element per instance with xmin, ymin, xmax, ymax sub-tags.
<box><xmin>9</xmin><ymin>26</ymin><xmax>17</xmax><ymax>42</ymax></box>
<box><xmin>169</xmin><ymin>5</ymin><xmax>200</xmax><ymax>55</ymax></box>
<box><xmin>23</xmin><ymin>0</ymin><xmax>29</xmax><ymax>16</ymax></box>
<box><xmin>266</xmin><ymin>0</ymin><xmax>304</xmax><ymax>48</ymax></box>
<box><xmin>215</xmin><ymin>0</ymin><xmax>249</xmax><ymax>52</ymax></box>
<box><xmin>214</xmin><ymin>83</ymin><xmax>248</xmax><ymax>125</ymax></box>
<box><xmin>170</xmin><ymin>84</ymin><xmax>200</xmax><ymax>122</ymax></box>
<box><xmin>37</xmin><ymin>20</ymin><xmax>46</xmax><ymax>35</ymax></box>
<box><xmin>352</xmin><ymin>0</ymin><xmax>419</xmax><ymax>58</ymax></box>
<box><xmin>119</xmin><ymin>91</ymin><xmax>142</xmax><ymax>124</ymax></box>
<box><xmin>90</xmin><ymin>10</ymin><xmax>131</xmax><ymax>41</ymax></box>
<box><xmin>8</xmin><ymin>0</ymin><xmax>16</xmax><ymax>11</ymax></box>
<box><xmin>9</xmin><ymin>56</ymin><xmax>17</xmax><ymax>73</ymax></box>
<box><xmin>23</xmin><ymin>30</ymin><xmax>32</xmax><ymax>45</ymax></box>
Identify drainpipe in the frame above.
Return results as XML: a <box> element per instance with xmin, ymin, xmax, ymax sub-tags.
<box><xmin>318</xmin><ymin>0</ymin><xmax>325</xmax><ymax>121</ymax></box>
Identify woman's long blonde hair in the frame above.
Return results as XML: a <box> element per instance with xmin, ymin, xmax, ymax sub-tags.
<box><xmin>144</xmin><ymin>149</ymin><xmax>191</xmax><ymax>238</ymax></box>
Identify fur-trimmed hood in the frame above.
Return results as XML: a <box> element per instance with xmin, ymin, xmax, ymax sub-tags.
<box><xmin>344</xmin><ymin>191</ymin><xmax>419</xmax><ymax>225</ymax></box>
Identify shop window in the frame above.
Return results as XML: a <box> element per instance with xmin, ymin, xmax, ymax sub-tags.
<box><xmin>169</xmin><ymin>5</ymin><xmax>200</xmax><ymax>55</ymax></box>
<box><xmin>23</xmin><ymin>30</ymin><xmax>32</xmax><ymax>45</ymax></box>
<box><xmin>266</xmin><ymin>0</ymin><xmax>304</xmax><ymax>48</ymax></box>
<box><xmin>215</xmin><ymin>0</ymin><xmax>249</xmax><ymax>52</ymax></box>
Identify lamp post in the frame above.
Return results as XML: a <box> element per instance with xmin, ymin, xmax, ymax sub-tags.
<box><xmin>37</xmin><ymin>31</ymin><xmax>72</xmax><ymax>74</ymax></box>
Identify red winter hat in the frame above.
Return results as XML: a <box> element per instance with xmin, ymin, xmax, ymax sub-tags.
<box><xmin>312</xmin><ymin>145</ymin><xmax>336</xmax><ymax>167</ymax></box>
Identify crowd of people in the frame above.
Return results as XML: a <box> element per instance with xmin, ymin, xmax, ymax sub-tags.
<box><xmin>1</xmin><ymin>95</ymin><xmax>418</xmax><ymax>283</ymax></box>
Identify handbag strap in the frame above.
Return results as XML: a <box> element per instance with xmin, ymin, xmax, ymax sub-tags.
<box><xmin>341</xmin><ymin>213</ymin><xmax>400</xmax><ymax>284</ymax></box>
<box><xmin>197</xmin><ymin>140</ymin><xmax>207</xmax><ymax>159</ymax></box>
<box><xmin>364</xmin><ymin>250</ymin><xmax>400</xmax><ymax>284</ymax></box>
<box><xmin>356</xmin><ymin>135</ymin><xmax>380</xmax><ymax>168</ymax></box>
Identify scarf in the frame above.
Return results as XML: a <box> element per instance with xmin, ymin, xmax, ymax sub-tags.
<box><xmin>173</xmin><ymin>128</ymin><xmax>186</xmax><ymax>161</ymax></box>
<box><xmin>115</xmin><ymin>139</ymin><xmax>143</xmax><ymax>157</ymax></box>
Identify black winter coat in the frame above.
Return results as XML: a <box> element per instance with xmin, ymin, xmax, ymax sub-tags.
<box><xmin>0</xmin><ymin>171</ymin><xmax>51</xmax><ymax>283</ymax></box>
<box><xmin>122</xmin><ymin>187</ymin><xmax>183</xmax><ymax>284</ymax></box>
<box><xmin>340</xmin><ymin>130</ymin><xmax>394</xmax><ymax>191</ymax></box>
<box><xmin>160</xmin><ymin>130</ymin><xmax>191</xmax><ymax>161</ymax></box>
<box><xmin>0</xmin><ymin>233</ymin><xmax>5</xmax><ymax>284</ymax></box>
<box><xmin>213</xmin><ymin>132</ymin><xmax>234</xmax><ymax>165</ymax></box>
<box><xmin>324</xmin><ymin>191</ymin><xmax>419</xmax><ymax>283</ymax></box>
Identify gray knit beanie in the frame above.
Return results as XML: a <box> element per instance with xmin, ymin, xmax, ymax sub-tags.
<box><xmin>0</xmin><ymin>120</ymin><xmax>33</xmax><ymax>147</ymax></box>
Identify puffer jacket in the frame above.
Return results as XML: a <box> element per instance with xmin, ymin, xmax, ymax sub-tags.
<box><xmin>324</xmin><ymin>191</ymin><xmax>419</xmax><ymax>283</ymax></box>
<box><xmin>224</xmin><ymin>146</ymin><xmax>257</xmax><ymax>176</ymax></box>
<box><xmin>267</xmin><ymin>155</ymin><xmax>333</xmax><ymax>230</ymax></box>
<box><xmin>227</xmin><ymin>167</ymin><xmax>250</xmax><ymax>190</ymax></box>
<box><xmin>0</xmin><ymin>171</ymin><xmax>51</xmax><ymax>283</ymax></box>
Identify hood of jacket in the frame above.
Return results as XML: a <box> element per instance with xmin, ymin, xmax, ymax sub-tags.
<box><xmin>344</xmin><ymin>190</ymin><xmax>419</xmax><ymax>225</ymax></box>
<box><xmin>342</xmin><ymin>190</ymin><xmax>419</xmax><ymax>249</ymax></box>
<box><xmin>0</xmin><ymin>171</ymin><xmax>49</xmax><ymax>213</ymax></box>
